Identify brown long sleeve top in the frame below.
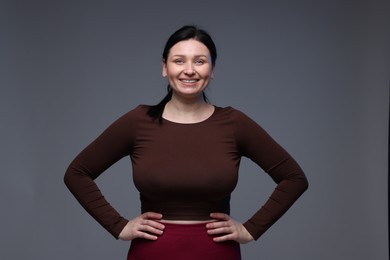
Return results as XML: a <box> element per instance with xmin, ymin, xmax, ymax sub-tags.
<box><xmin>64</xmin><ymin>105</ymin><xmax>308</xmax><ymax>240</ymax></box>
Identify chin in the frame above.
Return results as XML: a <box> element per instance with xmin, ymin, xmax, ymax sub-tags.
<box><xmin>175</xmin><ymin>90</ymin><xmax>204</xmax><ymax>98</ymax></box>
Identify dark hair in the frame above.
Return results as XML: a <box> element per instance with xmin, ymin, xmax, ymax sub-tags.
<box><xmin>147</xmin><ymin>25</ymin><xmax>217</xmax><ymax>121</ymax></box>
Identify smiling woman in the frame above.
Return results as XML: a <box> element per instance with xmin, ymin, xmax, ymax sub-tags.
<box><xmin>162</xmin><ymin>39</ymin><xmax>214</xmax><ymax>98</ymax></box>
<box><xmin>147</xmin><ymin>26</ymin><xmax>217</xmax><ymax>122</ymax></box>
<box><xmin>161</xmin><ymin>39</ymin><xmax>216</xmax><ymax>123</ymax></box>
<box><xmin>64</xmin><ymin>25</ymin><xmax>308</xmax><ymax>260</ymax></box>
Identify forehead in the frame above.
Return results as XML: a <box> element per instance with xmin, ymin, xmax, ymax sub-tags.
<box><xmin>169</xmin><ymin>39</ymin><xmax>210</xmax><ymax>57</ymax></box>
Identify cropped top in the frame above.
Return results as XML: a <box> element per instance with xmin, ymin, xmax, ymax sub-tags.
<box><xmin>64</xmin><ymin>105</ymin><xmax>308</xmax><ymax>240</ymax></box>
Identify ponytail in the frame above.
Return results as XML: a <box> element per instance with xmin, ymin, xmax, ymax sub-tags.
<box><xmin>147</xmin><ymin>85</ymin><xmax>173</xmax><ymax>122</ymax></box>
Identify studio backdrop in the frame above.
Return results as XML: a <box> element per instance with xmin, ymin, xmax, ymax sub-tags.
<box><xmin>1</xmin><ymin>1</ymin><xmax>388</xmax><ymax>259</ymax></box>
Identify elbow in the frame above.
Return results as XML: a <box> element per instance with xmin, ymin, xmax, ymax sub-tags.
<box><xmin>298</xmin><ymin>171</ymin><xmax>309</xmax><ymax>194</ymax></box>
<box><xmin>63</xmin><ymin>163</ymin><xmax>80</xmax><ymax>191</ymax></box>
<box><xmin>302</xmin><ymin>176</ymin><xmax>309</xmax><ymax>192</ymax></box>
<box><xmin>63</xmin><ymin>167</ymin><xmax>73</xmax><ymax>190</ymax></box>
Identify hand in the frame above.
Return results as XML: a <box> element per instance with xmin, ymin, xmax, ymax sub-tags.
<box><xmin>206</xmin><ymin>213</ymin><xmax>254</xmax><ymax>244</ymax></box>
<box><xmin>118</xmin><ymin>212</ymin><xmax>165</xmax><ymax>241</ymax></box>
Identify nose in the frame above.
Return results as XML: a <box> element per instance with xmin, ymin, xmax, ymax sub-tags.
<box><xmin>184</xmin><ymin>63</ymin><xmax>195</xmax><ymax>75</ymax></box>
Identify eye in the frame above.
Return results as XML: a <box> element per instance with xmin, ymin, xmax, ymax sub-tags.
<box><xmin>195</xmin><ymin>59</ymin><xmax>205</xmax><ymax>65</ymax></box>
<box><xmin>174</xmin><ymin>59</ymin><xmax>184</xmax><ymax>65</ymax></box>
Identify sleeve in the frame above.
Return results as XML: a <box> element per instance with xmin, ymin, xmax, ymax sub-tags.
<box><xmin>231</xmin><ymin>109</ymin><xmax>309</xmax><ymax>240</ymax></box>
<box><xmin>63</xmin><ymin>107</ymin><xmax>141</xmax><ymax>239</ymax></box>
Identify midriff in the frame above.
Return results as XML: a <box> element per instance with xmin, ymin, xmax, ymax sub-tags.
<box><xmin>160</xmin><ymin>219</ymin><xmax>216</xmax><ymax>224</ymax></box>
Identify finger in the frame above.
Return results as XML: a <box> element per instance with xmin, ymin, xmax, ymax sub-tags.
<box><xmin>209</xmin><ymin>212</ymin><xmax>229</xmax><ymax>220</ymax></box>
<box><xmin>134</xmin><ymin>222</ymin><xmax>165</xmax><ymax>240</ymax></box>
<box><xmin>142</xmin><ymin>219</ymin><xmax>165</xmax><ymax>231</ymax></box>
<box><xmin>206</xmin><ymin>219</ymin><xmax>230</xmax><ymax>229</ymax></box>
<box><xmin>207</xmin><ymin>226</ymin><xmax>232</xmax><ymax>235</ymax></box>
<box><xmin>142</xmin><ymin>212</ymin><xmax>163</xmax><ymax>220</ymax></box>
<box><xmin>212</xmin><ymin>233</ymin><xmax>235</xmax><ymax>242</ymax></box>
<box><xmin>140</xmin><ymin>222</ymin><xmax>165</xmax><ymax>234</ymax></box>
<box><xmin>136</xmin><ymin>230</ymin><xmax>160</xmax><ymax>240</ymax></box>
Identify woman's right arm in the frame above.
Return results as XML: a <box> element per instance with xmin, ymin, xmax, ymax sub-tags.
<box><xmin>64</xmin><ymin>108</ymin><xmax>141</xmax><ymax>239</ymax></box>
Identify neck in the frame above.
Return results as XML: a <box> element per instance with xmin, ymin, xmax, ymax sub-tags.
<box><xmin>169</xmin><ymin>93</ymin><xmax>206</xmax><ymax>112</ymax></box>
<box><xmin>163</xmin><ymin>93</ymin><xmax>214</xmax><ymax>123</ymax></box>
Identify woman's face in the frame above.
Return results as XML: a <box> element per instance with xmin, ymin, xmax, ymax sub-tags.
<box><xmin>162</xmin><ymin>39</ymin><xmax>214</xmax><ymax>99</ymax></box>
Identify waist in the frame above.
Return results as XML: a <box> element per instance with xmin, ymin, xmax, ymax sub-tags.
<box><xmin>160</xmin><ymin>219</ymin><xmax>216</xmax><ymax>224</ymax></box>
<box><xmin>140</xmin><ymin>194</ymin><xmax>231</xmax><ymax>219</ymax></box>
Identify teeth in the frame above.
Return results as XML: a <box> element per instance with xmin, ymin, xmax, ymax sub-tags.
<box><xmin>181</xmin><ymin>80</ymin><xmax>197</xmax><ymax>83</ymax></box>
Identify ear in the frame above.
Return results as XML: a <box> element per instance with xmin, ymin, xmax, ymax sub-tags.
<box><xmin>162</xmin><ymin>60</ymin><xmax>167</xmax><ymax>77</ymax></box>
<box><xmin>210</xmin><ymin>65</ymin><xmax>215</xmax><ymax>79</ymax></box>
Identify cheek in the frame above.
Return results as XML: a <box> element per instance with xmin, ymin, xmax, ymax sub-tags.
<box><xmin>200</xmin><ymin>68</ymin><xmax>213</xmax><ymax>78</ymax></box>
<box><xmin>166</xmin><ymin>66</ymin><xmax>181</xmax><ymax>77</ymax></box>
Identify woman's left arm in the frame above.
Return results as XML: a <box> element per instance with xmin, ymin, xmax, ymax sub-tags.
<box><xmin>207</xmin><ymin>109</ymin><xmax>308</xmax><ymax>242</ymax></box>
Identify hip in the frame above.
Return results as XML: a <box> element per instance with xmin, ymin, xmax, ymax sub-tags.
<box><xmin>127</xmin><ymin>222</ymin><xmax>241</xmax><ymax>260</ymax></box>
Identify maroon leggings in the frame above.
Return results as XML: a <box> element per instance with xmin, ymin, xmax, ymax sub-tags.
<box><xmin>127</xmin><ymin>222</ymin><xmax>241</xmax><ymax>260</ymax></box>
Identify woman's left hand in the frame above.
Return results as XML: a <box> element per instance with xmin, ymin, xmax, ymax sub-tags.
<box><xmin>206</xmin><ymin>213</ymin><xmax>254</xmax><ymax>244</ymax></box>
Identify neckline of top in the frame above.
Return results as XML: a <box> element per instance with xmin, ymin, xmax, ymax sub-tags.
<box><xmin>162</xmin><ymin>105</ymin><xmax>219</xmax><ymax>125</ymax></box>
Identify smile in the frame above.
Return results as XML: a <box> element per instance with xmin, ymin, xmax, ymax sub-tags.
<box><xmin>180</xmin><ymin>79</ymin><xmax>199</xmax><ymax>83</ymax></box>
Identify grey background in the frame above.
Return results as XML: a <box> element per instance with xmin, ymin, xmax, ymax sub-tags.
<box><xmin>1</xmin><ymin>0</ymin><xmax>389</xmax><ymax>259</ymax></box>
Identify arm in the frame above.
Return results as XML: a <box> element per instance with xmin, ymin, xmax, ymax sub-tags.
<box><xmin>64</xmin><ymin>109</ymin><xmax>138</xmax><ymax>239</ymax></box>
<box><xmin>233</xmin><ymin>109</ymin><xmax>309</xmax><ymax>240</ymax></box>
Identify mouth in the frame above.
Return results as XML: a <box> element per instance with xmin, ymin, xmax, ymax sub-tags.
<box><xmin>180</xmin><ymin>79</ymin><xmax>199</xmax><ymax>83</ymax></box>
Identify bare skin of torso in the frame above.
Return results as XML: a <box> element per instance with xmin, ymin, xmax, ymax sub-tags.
<box><xmin>160</xmin><ymin>219</ymin><xmax>216</xmax><ymax>224</ymax></box>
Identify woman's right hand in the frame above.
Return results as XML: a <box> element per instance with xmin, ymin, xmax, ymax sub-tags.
<box><xmin>118</xmin><ymin>212</ymin><xmax>165</xmax><ymax>241</ymax></box>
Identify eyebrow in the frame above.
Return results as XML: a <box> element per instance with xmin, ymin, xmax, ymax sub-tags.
<box><xmin>171</xmin><ymin>54</ymin><xmax>209</xmax><ymax>58</ymax></box>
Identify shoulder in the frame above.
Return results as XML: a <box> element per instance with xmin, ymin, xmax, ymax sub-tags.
<box><xmin>99</xmin><ymin>105</ymin><xmax>154</xmax><ymax>139</ymax></box>
<box><xmin>118</xmin><ymin>104</ymin><xmax>151</xmax><ymax>120</ymax></box>
<box><xmin>214</xmin><ymin>106</ymin><xmax>255</xmax><ymax>123</ymax></box>
<box><xmin>215</xmin><ymin>106</ymin><xmax>268</xmax><ymax>139</ymax></box>
<box><xmin>108</xmin><ymin>104</ymin><xmax>153</xmax><ymax>129</ymax></box>
<box><xmin>127</xmin><ymin>104</ymin><xmax>150</xmax><ymax>115</ymax></box>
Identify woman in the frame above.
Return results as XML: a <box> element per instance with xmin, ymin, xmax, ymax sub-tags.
<box><xmin>64</xmin><ymin>25</ymin><xmax>308</xmax><ymax>260</ymax></box>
